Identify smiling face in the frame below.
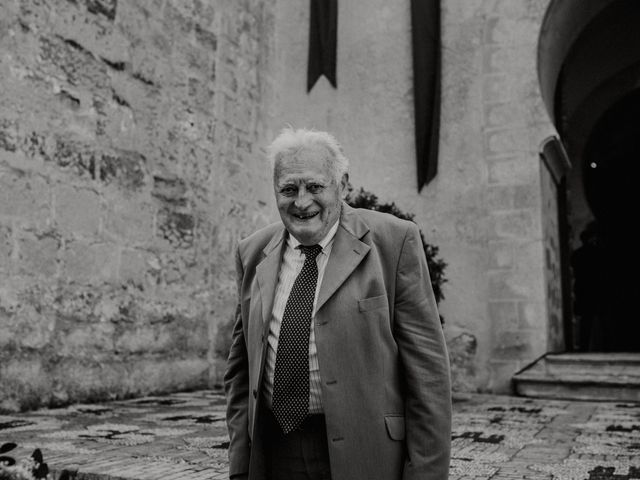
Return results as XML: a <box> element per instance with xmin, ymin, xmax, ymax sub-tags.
<box><xmin>274</xmin><ymin>145</ymin><xmax>347</xmax><ymax>246</ymax></box>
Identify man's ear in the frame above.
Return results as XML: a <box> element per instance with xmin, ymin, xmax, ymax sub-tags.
<box><xmin>340</xmin><ymin>173</ymin><xmax>349</xmax><ymax>197</ymax></box>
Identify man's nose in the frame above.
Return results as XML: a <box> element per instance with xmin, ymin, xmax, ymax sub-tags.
<box><xmin>294</xmin><ymin>188</ymin><xmax>312</xmax><ymax>209</ymax></box>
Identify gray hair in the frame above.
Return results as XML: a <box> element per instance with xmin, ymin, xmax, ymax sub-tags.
<box><xmin>266</xmin><ymin>127</ymin><xmax>350</xmax><ymax>183</ymax></box>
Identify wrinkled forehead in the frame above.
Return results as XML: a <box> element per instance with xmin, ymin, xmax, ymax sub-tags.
<box><xmin>274</xmin><ymin>144</ymin><xmax>334</xmax><ymax>177</ymax></box>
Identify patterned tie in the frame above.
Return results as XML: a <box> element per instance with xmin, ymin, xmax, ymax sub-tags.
<box><xmin>271</xmin><ymin>244</ymin><xmax>323</xmax><ymax>434</ymax></box>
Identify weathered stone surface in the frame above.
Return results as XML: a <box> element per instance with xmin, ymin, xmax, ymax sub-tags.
<box><xmin>448</xmin><ymin>332</ymin><xmax>479</xmax><ymax>392</ymax></box>
<box><xmin>17</xmin><ymin>233</ymin><xmax>60</xmax><ymax>277</ymax></box>
<box><xmin>492</xmin><ymin>330</ymin><xmax>536</xmax><ymax>360</ymax></box>
<box><xmin>0</xmin><ymin>0</ymin><xmax>276</xmax><ymax>411</ymax></box>
<box><xmin>54</xmin><ymin>186</ymin><xmax>102</xmax><ymax>236</ymax></box>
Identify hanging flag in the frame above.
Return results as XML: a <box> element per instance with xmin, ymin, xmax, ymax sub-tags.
<box><xmin>411</xmin><ymin>0</ymin><xmax>441</xmax><ymax>190</ymax></box>
<box><xmin>308</xmin><ymin>0</ymin><xmax>338</xmax><ymax>92</ymax></box>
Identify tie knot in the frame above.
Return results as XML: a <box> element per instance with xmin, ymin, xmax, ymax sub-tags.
<box><xmin>299</xmin><ymin>244</ymin><xmax>322</xmax><ymax>260</ymax></box>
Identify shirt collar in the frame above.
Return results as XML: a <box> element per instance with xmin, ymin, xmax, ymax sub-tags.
<box><xmin>287</xmin><ymin>219</ymin><xmax>340</xmax><ymax>253</ymax></box>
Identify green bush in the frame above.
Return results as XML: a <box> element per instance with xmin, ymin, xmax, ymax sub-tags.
<box><xmin>345</xmin><ymin>187</ymin><xmax>447</xmax><ymax>323</ymax></box>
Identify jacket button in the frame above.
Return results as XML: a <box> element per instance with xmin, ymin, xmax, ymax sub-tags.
<box><xmin>252</xmin><ymin>389</ymin><xmax>257</xmax><ymax>399</ymax></box>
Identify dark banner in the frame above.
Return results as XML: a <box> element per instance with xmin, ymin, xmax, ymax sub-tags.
<box><xmin>411</xmin><ymin>0</ymin><xmax>441</xmax><ymax>190</ymax></box>
<box><xmin>308</xmin><ymin>0</ymin><xmax>338</xmax><ymax>92</ymax></box>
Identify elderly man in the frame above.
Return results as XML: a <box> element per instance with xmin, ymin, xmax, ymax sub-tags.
<box><xmin>225</xmin><ymin>127</ymin><xmax>451</xmax><ymax>480</ymax></box>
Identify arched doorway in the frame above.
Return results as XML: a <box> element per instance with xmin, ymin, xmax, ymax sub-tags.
<box><xmin>539</xmin><ymin>0</ymin><xmax>640</xmax><ymax>352</ymax></box>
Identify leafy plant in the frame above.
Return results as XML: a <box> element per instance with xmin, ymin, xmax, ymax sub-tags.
<box><xmin>345</xmin><ymin>186</ymin><xmax>448</xmax><ymax>322</ymax></box>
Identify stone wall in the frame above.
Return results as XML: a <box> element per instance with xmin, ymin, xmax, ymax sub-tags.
<box><xmin>423</xmin><ymin>0</ymin><xmax>556</xmax><ymax>391</ymax></box>
<box><xmin>0</xmin><ymin>0</ymin><xmax>276</xmax><ymax>412</ymax></box>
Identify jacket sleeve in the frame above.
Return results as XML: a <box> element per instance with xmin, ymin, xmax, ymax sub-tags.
<box><xmin>224</xmin><ymin>246</ymin><xmax>251</xmax><ymax>478</ymax></box>
<box><xmin>394</xmin><ymin>223</ymin><xmax>452</xmax><ymax>480</ymax></box>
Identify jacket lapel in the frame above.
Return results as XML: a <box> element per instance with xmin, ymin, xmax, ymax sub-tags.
<box><xmin>316</xmin><ymin>204</ymin><xmax>370</xmax><ymax>312</ymax></box>
<box><xmin>255</xmin><ymin>228</ymin><xmax>286</xmax><ymax>328</ymax></box>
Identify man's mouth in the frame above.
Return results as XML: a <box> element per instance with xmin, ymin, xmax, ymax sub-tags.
<box><xmin>292</xmin><ymin>211</ymin><xmax>319</xmax><ymax>220</ymax></box>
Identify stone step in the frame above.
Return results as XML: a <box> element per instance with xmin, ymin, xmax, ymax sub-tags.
<box><xmin>512</xmin><ymin>353</ymin><xmax>640</xmax><ymax>402</ymax></box>
<box><xmin>544</xmin><ymin>352</ymin><xmax>640</xmax><ymax>376</ymax></box>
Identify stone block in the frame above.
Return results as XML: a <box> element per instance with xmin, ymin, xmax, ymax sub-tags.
<box><xmin>0</xmin><ymin>118</ymin><xmax>19</xmax><ymax>152</ymax></box>
<box><xmin>483</xmin><ymin>102</ymin><xmax>527</xmax><ymax>128</ymax></box>
<box><xmin>54</xmin><ymin>186</ymin><xmax>102</xmax><ymax>236</ymax></box>
<box><xmin>187</xmin><ymin>77</ymin><xmax>216</xmax><ymax>112</ymax></box>
<box><xmin>56</xmin><ymin>320</ymin><xmax>116</xmax><ymax>356</ymax></box>
<box><xmin>163</xmin><ymin>2</ymin><xmax>193</xmax><ymax>37</ymax></box>
<box><xmin>104</xmin><ymin>197</ymin><xmax>154</xmax><ymax>244</ymax></box>
<box><xmin>483</xmin><ymin>127</ymin><xmax>531</xmax><ymax>157</ymax></box>
<box><xmin>98</xmin><ymin>150</ymin><xmax>147</xmax><ymax>192</ymax></box>
<box><xmin>487</xmin><ymin>184</ymin><xmax>539</xmax><ymax>211</ymax></box>
<box><xmin>489</xmin><ymin>301</ymin><xmax>519</xmax><ymax>331</ymax></box>
<box><xmin>491</xmin><ymin>329</ymin><xmax>534</xmax><ymax>360</ymax></box>
<box><xmin>518</xmin><ymin>301</ymin><xmax>546</xmax><ymax>330</ymax></box>
<box><xmin>448</xmin><ymin>332</ymin><xmax>479</xmax><ymax>392</ymax></box>
<box><xmin>195</xmin><ymin>24</ymin><xmax>218</xmax><ymax>51</ymax></box>
<box><xmin>17</xmin><ymin>233</ymin><xmax>59</xmax><ymax>277</ymax></box>
<box><xmin>488</xmin><ymin>270</ymin><xmax>527</xmax><ymax>300</ymax></box>
<box><xmin>60</xmin><ymin>241</ymin><xmax>119</xmax><ymax>282</ymax></box>
<box><xmin>0</xmin><ymin>222</ymin><xmax>13</xmax><ymax>270</ymax></box>
<box><xmin>491</xmin><ymin>210</ymin><xmax>536</xmax><ymax>239</ymax></box>
<box><xmin>49</xmin><ymin>137</ymin><xmax>96</xmax><ymax>179</ymax></box>
<box><xmin>152</xmin><ymin>174</ymin><xmax>188</xmax><ymax>206</ymax></box>
<box><xmin>486</xmin><ymin>359</ymin><xmax>520</xmax><ymax>393</ymax></box>
<box><xmin>3</xmin><ymin>149</ymin><xmax>47</xmax><ymax>175</ymax></box>
<box><xmin>13</xmin><ymin>304</ymin><xmax>55</xmax><ymax>349</ymax></box>
<box><xmin>0</xmin><ymin>174</ymin><xmax>51</xmax><ymax>227</ymax></box>
<box><xmin>513</xmin><ymin>184</ymin><xmax>539</xmax><ymax>209</ymax></box>
<box><xmin>156</xmin><ymin>209</ymin><xmax>195</xmax><ymax>249</ymax></box>
<box><xmin>487</xmin><ymin>156</ymin><xmax>535</xmax><ymax>184</ymax></box>
<box><xmin>126</xmin><ymin>358</ymin><xmax>209</xmax><ymax>394</ymax></box>
<box><xmin>85</xmin><ymin>0</ymin><xmax>117</xmax><ymax>21</ymax></box>
<box><xmin>483</xmin><ymin>44</ymin><xmax>535</xmax><ymax>75</ymax></box>
<box><xmin>0</xmin><ymin>357</ymin><xmax>52</xmax><ymax>412</ymax></box>
<box><xmin>482</xmin><ymin>0</ymin><xmax>542</xmax><ymax>20</ymax></box>
<box><xmin>183</xmin><ymin>318</ymin><xmax>210</xmax><ymax>353</ymax></box>
<box><xmin>453</xmin><ymin>212</ymin><xmax>487</xmax><ymax>244</ymax></box>
<box><xmin>483</xmin><ymin>17</ymin><xmax>539</xmax><ymax>46</ymax></box>
<box><xmin>487</xmin><ymin>185</ymin><xmax>516</xmax><ymax>211</ymax></box>
<box><xmin>119</xmin><ymin>248</ymin><xmax>159</xmax><ymax>286</ymax></box>
<box><xmin>114</xmin><ymin>325</ymin><xmax>171</xmax><ymax>354</ymax></box>
<box><xmin>50</xmin><ymin>357</ymin><xmax>127</xmax><ymax>404</ymax></box>
<box><xmin>486</xmin><ymin>241</ymin><xmax>514</xmax><ymax>269</ymax></box>
<box><xmin>38</xmin><ymin>35</ymin><xmax>109</xmax><ymax>89</ymax></box>
<box><xmin>221</xmin><ymin>93</ymin><xmax>253</xmax><ymax>131</ymax></box>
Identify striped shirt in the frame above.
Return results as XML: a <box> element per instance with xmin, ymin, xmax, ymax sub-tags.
<box><xmin>263</xmin><ymin>220</ymin><xmax>340</xmax><ymax>414</ymax></box>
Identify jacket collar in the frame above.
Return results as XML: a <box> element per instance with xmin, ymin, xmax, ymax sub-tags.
<box><xmin>256</xmin><ymin>202</ymin><xmax>371</xmax><ymax>322</ymax></box>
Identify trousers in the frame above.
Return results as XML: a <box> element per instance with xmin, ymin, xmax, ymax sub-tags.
<box><xmin>261</xmin><ymin>407</ymin><xmax>332</xmax><ymax>480</ymax></box>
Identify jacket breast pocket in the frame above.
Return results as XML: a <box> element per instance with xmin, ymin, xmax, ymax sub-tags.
<box><xmin>358</xmin><ymin>294</ymin><xmax>388</xmax><ymax>312</ymax></box>
<box><xmin>384</xmin><ymin>415</ymin><xmax>405</xmax><ymax>441</ymax></box>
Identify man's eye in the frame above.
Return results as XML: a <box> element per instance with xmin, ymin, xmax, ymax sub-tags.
<box><xmin>307</xmin><ymin>184</ymin><xmax>323</xmax><ymax>193</ymax></box>
<box><xmin>281</xmin><ymin>186</ymin><xmax>297</xmax><ymax>196</ymax></box>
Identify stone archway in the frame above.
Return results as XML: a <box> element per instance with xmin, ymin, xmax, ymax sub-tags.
<box><xmin>538</xmin><ymin>0</ymin><xmax>640</xmax><ymax>352</ymax></box>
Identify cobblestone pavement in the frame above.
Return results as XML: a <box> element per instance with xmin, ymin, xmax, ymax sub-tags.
<box><xmin>1</xmin><ymin>391</ymin><xmax>639</xmax><ymax>479</ymax></box>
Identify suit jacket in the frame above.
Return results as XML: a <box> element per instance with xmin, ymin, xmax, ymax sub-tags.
<box><xmin>225</xmin><ymin>203</ymin><xmax>452</xmax><ymax>480</ymax></box>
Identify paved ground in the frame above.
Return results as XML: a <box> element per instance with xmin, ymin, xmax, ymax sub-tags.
<box><xmin>1</xmin><ymin>390</ymin><xmax>639</xmax><ymax>480</ymax></box>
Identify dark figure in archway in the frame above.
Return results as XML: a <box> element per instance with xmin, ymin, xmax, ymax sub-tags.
<box><xmin>570</xmin><ymin>221</ymin><xmax>607</xmax><ymax>351</ymax></box>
